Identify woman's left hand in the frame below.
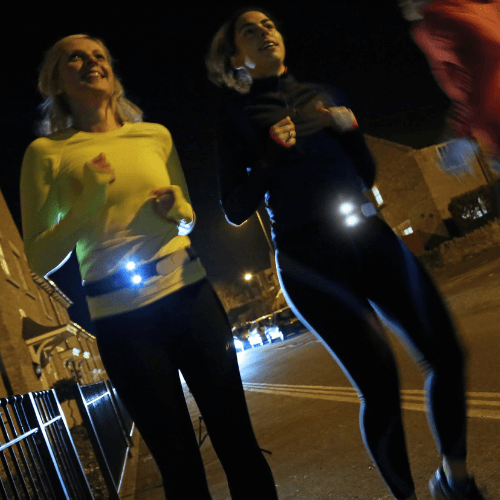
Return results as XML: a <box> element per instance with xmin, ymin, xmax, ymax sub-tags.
<box><xmin>150</xmin><ymin>185</ymin><xmax>194</xmax><ymax>225</ymax></box>
<box><xmin>315</xmin><ymin>103</ymin><xmax>358</xmax><ymax>133</ymax></box>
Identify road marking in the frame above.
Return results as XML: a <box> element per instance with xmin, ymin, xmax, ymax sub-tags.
<box><xmin>243</xmin><ymin>383</ymin><xmax>500</xmax><ymax>420</ymax></box>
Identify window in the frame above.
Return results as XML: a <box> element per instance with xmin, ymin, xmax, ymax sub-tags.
<box><xmin>37</xmin><ymin>288</ymin><xmax>53</xmax><ymax>320</ymax></box>
<box><xmin>436</xmin><ymin>141</ymin><xmax>475</xmax><ymax>174</ymax></box>
<box><xmin>9</xmin><ymin>242</ymin><xmax>28</xmax><ymax>291</ymax></box>
<box><xmin>0</xmin><ymin>237</ymin><xmax>11</xmax><ymax>277</ymax></box>
<box><xmin>473</xmin><ymin>197</ymin><xmax>488</xmax><ymax>219</ymax></box>
<box><xmin>396</xmin><ymin>220</ymin><xmax>414</xmax><ymax>237</ymax></box>
<box><xmin>51</xmin><ymin>297</ymin><xmax>67</xmax><ymax>325</ymax></box>
<box><xmin>372</xmin><ymin>186</ymin><xmax>383</xmax><ymax>206</ymax></box>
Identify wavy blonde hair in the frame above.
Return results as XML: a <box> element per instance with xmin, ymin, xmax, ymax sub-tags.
<box><xmin>37</xmin><ymin>34</ymin><xmax>143</xmax><ymax>136</ymax></box>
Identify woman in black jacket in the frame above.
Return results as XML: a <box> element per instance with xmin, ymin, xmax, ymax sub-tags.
<box><xmin>206</xmin><ymin>8</ymin><xmax>483</xmax><ymax>500</ymax></box>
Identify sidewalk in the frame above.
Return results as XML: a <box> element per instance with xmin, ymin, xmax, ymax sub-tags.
<box><xmin>119</xmin><ymin>429</ymin><xmax>164</xmax><ymax>500</ymax></box>
<box><xmin>429</xmin><ymin>245</ymin><xmax>500</xmax><ymax>284</ymax></box>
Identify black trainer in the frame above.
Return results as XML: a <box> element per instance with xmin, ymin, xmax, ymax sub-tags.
<box><xmin>429</xmin><ymin>467</ymin><xmax>484</xmax><ymax>500</ymax></box>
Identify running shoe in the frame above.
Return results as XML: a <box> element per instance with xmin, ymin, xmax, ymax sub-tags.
<box><xmin>429</xmin><ymin>467</ymin><xmax>484</xmax><ymax>500</ymax></box>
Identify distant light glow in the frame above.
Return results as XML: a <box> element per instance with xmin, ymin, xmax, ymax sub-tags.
<box><xmin>244</xmin><ymin>273</ymin><xmax>253</xmax><ymax>281</ymax></box>
<box><xmin>126</xmin><ymin>261</ymin><xmax>136</xmax><ymax>270</ymax></box>
<box><xmin>339</xmin><ymin>202</ymin><xmax>354</xmax><ymax>215</ymax></box>
<box><xmin>131</xmin><ymin>275</ymin><xmax>142</xmax><ymax>284</ymax></box>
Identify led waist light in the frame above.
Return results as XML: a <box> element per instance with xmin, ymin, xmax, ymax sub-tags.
<box><xmin>345</xmin><ymin>214</ymin><xmax>360</xmax><ymax>227</ymax></box>
<box><xmin>338</xmin><ymin>201</ymin><xmax>376</xmax><ymax>227</ymax></box>
<box><xmin>125</xmin><ymin>261</ymin><xmax>143</xmax><ymax>286</ymax></box>
<box><xmin>339</xmin><ymin>202</ymin><xmax>360</xmax><ymax>227</ymax></box>
<box><xmin>339</xmin><ymin>202</ymin><xmax>354</xmax><ymax>215</ymax></box>
<box><xmin>131</xmin><ymin>275</ymin><xmax>142</xmax><ymax>285</ymax></box>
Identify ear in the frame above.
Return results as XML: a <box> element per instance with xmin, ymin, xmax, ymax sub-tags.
<box><xmin>230</xmin><ymin>52</ymin><xmax>242</xmax><ymax>70</ymax></box>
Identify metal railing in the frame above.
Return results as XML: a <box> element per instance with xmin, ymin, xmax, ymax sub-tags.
<box><xmin>0</xmin><ymin>390</ymin><xmax>94</xmax><ymax>500</ymax></box>
<box><xmin>72</xmin><ymin>381</ymin><xmax>134</xmax><ymax>500</ymax></box>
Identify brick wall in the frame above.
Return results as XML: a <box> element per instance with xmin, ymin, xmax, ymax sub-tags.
<box><xmin>364</xmin><ymin>135</ymin><xmax>448</xmax><ymax>244</ymax></box>
<box><xmin>0</xmin><ymin>188</ymin><xmax>105</xmax><ymax>399</ymax></box>
<box><xmin>0</xmin><ymin>190</ymin><xmax>47</xmax><ymax>395</ymax></box>
<box><xmin>414</xmin><ymin>144</ymin><xmax>488</xmax><ymax>219</ymax></box>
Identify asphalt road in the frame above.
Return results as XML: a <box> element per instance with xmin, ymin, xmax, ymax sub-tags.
<box><xmin>185</xmin><ymin>252</ymin><xmax>500</xmax><ymax>500</ymax></box>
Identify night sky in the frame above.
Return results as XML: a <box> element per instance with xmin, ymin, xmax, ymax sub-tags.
<box><xmin>2</xmin><ymin>2</ymin><xmax>451</xmax><ymax>332</ymax></box>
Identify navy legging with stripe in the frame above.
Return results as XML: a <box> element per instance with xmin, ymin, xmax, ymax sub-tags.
<box><xmin>275</xmin><ymin>216</ymin><xmax>466</xmax><ymax>500</ymax></box>
<box><xmin>93</xmin><ymin>279</ymin><xmax>277</xmax><ymax>500</ymax></box>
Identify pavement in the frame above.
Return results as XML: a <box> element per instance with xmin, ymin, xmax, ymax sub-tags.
<box><xmin>119</xmin><ymin>428</ymin><xmax>165</xmax><ymax>500</ymax></box>
<box><xmin>116</xmin><ymin>246</ymin><xmax>500</xmax><ymax>500</ymax></box>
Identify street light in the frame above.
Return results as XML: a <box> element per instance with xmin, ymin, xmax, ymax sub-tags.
<box><xmin>244</xmin><ymin>273</ymin><xmax>253</xmax><ymax>281</ymax></box>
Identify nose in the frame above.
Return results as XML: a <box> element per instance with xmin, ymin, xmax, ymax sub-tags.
<box><xmin>84</xmin><ymin>53</ymin><xmax>99</xmax><ymax>66</ymax></box>
<box><xmin>258</xmin><ymin>25</ymin><xmax>270</xmax><ymax>37</ymax></box>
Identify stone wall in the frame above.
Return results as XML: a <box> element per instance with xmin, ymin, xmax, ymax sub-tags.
<box><xmin>420</xmin><ymin>219</ymin><xmax>500</xmax><ymax>269</ymax></box>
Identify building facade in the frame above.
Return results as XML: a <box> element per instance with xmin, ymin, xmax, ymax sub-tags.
<box><xmin>364</xmin><ymin>135</ymin><xmax>492</xmax><ymax>253</ymax></box>
<box><xmin>0</xmin><ymin>189</ymin><xmax>105</xmax><ymax>399</ymax></box>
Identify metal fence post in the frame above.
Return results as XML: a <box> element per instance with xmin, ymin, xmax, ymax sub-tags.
<box><xmin>73</xmin><ymin>382</ymin><xmax>133</xmax><ymax>500</ymax></box>
<box><xmin>15</xmin><ymin>391</ymin><xmax>94</xmax><ymax>500</ymax></box>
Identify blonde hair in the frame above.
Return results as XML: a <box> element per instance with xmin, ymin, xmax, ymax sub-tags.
<box><xmin>37</xmin><ymin>34</ymin><xmax>143</xmax><ymax>136</ymax></box>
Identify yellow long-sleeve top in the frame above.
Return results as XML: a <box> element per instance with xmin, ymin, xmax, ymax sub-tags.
<box><xmin>21</xmin><ymin>121</ymin><xmax>206</xmax><ymax>319</ymax></box>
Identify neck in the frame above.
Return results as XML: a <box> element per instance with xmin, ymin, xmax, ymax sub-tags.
<box><xmin>249</xmin><ymin>62</ymin><xmax>287</xmax><ymax>80</ymax></box>
<box><xmin>69</xmin><ymin>97</ymin><xmax>122</xmax><ymax>133</ymax></box>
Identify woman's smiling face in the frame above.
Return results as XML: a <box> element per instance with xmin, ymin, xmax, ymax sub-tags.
<box><xmin>231</xmin><ymin>11</ymin><xmax>286</xmax><ymax>79</ymax></box>
<box><xmin>57</xmin><ymin>37</ymin><xmax>115</xmax><ymax>102</ymax></box>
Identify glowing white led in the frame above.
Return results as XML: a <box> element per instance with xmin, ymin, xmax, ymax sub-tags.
<box><xmin>131</xmin><ymin>275</ymin><xmax>142</xmax><ymax>284</ymax></box>
<box><xmin>126</xmin><ymin>261</ymin><xmax>136</xmax><ymax>271</ymax></box>
<box><xmin>339</xmin><ymin>202</ymin><xmax>354</xmax><ymax>215</ymax></box>
<box><xmin>345</xmin><ymin>215</ymin><xmax>359</xmax><ymax>227</ymax></box>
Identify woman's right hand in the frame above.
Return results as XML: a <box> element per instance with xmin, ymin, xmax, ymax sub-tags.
<box><xmin>270</xmin><ymin>116</ymin><xmax>296</xmax><ymax>148</ymax></box>
<box><xmin>83</xmin><ymin>153</ymin><xmax>115</xmax><ymax>188</ymax></box>
<box><xmin>77</xmin><ymin>153</ymin><xmax>115</xmax><ymax>215</ymax></box>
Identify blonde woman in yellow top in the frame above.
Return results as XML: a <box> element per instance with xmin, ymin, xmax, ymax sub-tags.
<box><xmin>20</xmin><ymin>34</ymin><xmax>278</xmax><ymax>500</ymax></box>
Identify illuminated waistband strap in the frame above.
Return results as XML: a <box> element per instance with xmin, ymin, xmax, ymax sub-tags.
<box><xmin>83</xmin><ymin>247</ymin><xmax>197</xmax><ymax>297</ymax></box>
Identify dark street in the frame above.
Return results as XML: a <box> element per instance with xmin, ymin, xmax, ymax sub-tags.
<box><xmin>183</xmin><ymin>252</ymin><xmax>500</xmax><ymax>500</ymax></box>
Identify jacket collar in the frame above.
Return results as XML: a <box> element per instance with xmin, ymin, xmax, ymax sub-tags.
<box><xmin>250</xmin><ymin>70</ymin><xmax>294</xmax><ymax>94</ymax></box>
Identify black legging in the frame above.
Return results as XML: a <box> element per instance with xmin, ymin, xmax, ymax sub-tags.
<box><xmin>93</xmin><ymin>279</ymin><xmax>277</xmax><ymax>500</ymax></box>
<box><xmin>276</xmin><ymin>216</ymin><xmax>466</xmax><ymax>500</ymax></box>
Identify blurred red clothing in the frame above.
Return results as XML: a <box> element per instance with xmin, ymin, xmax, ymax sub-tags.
<box><xmin>411</xmin><ymin>0</ymin><xmax>500</xmax><ymax>153</ymax></box>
